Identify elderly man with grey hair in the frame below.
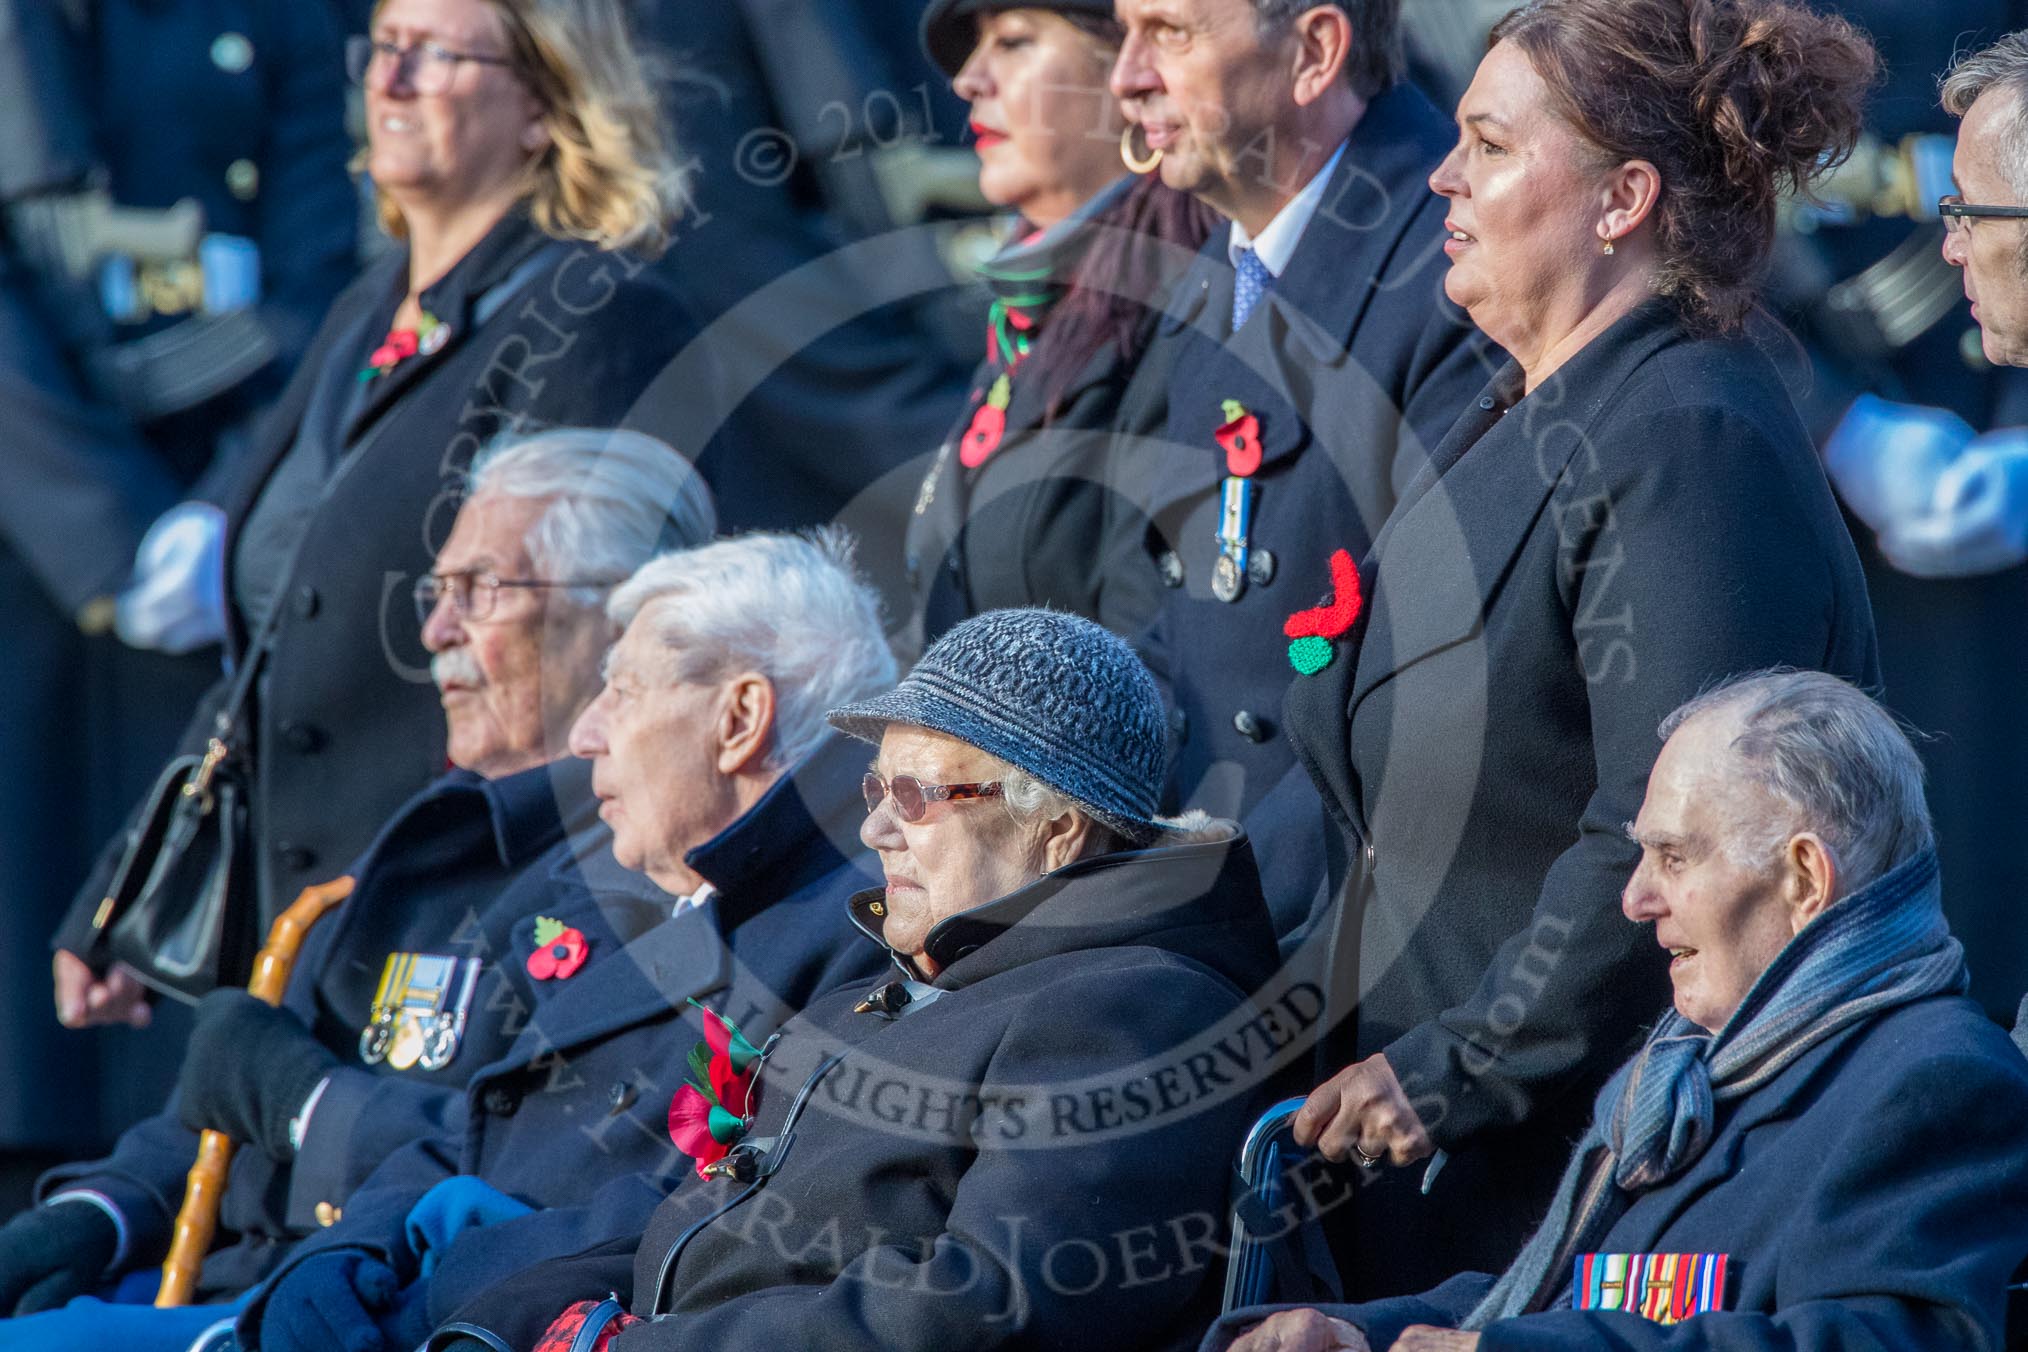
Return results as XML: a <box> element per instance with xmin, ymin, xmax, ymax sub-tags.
<box><xmin>1215</xmin><ymin>669</ymin><xmax>2028</xmax><ymax>1352</ymax></box>
<box><xmin>235</xmin><ymin>529</ymin><xmax>899</xmax><ymax>1352</ymax></box>
<box><xmin>5</xmin><ymin>428</ymin><xmax>715</xmax><ymax>1350</ymax></box>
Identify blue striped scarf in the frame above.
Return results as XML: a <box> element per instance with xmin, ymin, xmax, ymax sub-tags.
<box><xmin>1463</xmin><ymin>848</ymin><xmax>1966</xmax><ymax>1329</ymax></box>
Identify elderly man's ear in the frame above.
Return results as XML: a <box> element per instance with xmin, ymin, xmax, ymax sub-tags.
<box><xmin>714</xmin><ymin>674</ymin><xmax>777</xmax><ymax>775</ymax></box>
<box><xmin>1782</xmin><ymin>832</ymin><xmax>1840</xmax><ymax>933</ymax></box>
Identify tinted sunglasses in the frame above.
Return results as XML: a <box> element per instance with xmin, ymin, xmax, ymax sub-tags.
<box><xmin>861</xmin><ymin>771</ymin><xmax>1004</xmax><ymax>823</ymax></box>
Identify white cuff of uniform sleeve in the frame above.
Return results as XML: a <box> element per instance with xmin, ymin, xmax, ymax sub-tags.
<box><xmin>289</xmin><ymin>1074</ymin><xmax>333</xmax><ymax>1155</ymax></box>
<box><xmin>48</xmin><ymin>1190</ymin><xmax>130</xmax><ymax>1273</ymax></box>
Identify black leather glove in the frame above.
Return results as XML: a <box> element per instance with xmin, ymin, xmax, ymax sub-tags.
<box><xmin>0</xmin><ymin>1200</ymin><xmax>119</xmax><ymax>1315</ymax></box>
<box><xmin>255</xmin><ymin>1248</ymin><xmax>405</xmax><ymax>1352</ymax></box>
<box><xmin>177</xmin><ymin>988</ymin><xmax>338</xmax><ymax>1161</ymax></box>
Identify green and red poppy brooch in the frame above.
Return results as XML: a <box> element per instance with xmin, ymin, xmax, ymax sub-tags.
<box><xmin>1283</xmin><ymin>548</ymin><xmax>1364</xmax><ymax>675</ymax></box>
<box><xmin>359</xmin><ymin>312</ymin><xmax>447</xmax><ymax>382</ymax></box>
<box><xmin>525</xmin><ymin>916</ymin><xmax>588</xmax><ymax>981</ymax></box>
<box><xmin>668</xmin><ymin>1000</ymin><xmax>765</xmax><ymax>1179</ymax></box>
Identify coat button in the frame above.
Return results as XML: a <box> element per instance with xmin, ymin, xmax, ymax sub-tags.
<box><xmin>1478</xmin><ymin>395</ymin><xmax>1497</xmax><ymax>411</ymax></box>
<box><xmin>1156</xmin><ymin>550</ymin><xmax>1185</xmax><ymax>588</ymax></box>
<box><xmin>211</xmin><ymin>32</ymin><xmax>254</xmax><ymax>73</ymax></box>
<box><xmin>607</xmin><ymin>1082</ymin><xmax>638</xmax><ymax>1115</ymax></box>
<box><xmin>225</xmin><ymin>158</ymin><xmax>260</xmax><ymax>201</ymax></box>
<box><xmin>482</xmin><ymin>1085</ymin><xmax>522</xmax><ymax>1118</ymax></box>
<box><xmin>278</xmin><ymin>721</ymin><xmax>324</xmax><ymax>754</ymax></box>
<box><xmin>291</xmin><ymin>585</ymin><xmax>319</xmax><ymax>619</ymax></box>
<box><xmin>1168</xmin><ymin>707</ymin><xmax>1188</xmax><ymax>741</ymax></box>
<box><xmin>313</xmin><ymin>1201</ymin><xmax>342</xmax><ymax>1227</ymax></box>
<box><xmin>1233</xmin><ymin>709</ymin><xmax>1269</xmax><ymax>743</ymax></box>
<box><xmin>278</xmin><ymin>844</ymin><xmax>316</xmax><ymax>872</ymax></box>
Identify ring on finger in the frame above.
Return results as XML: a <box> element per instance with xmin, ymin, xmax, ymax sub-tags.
<box><xmin>1352</xmin><ymin>1144</ymin><xmax>1381</xmax><ymax>1168</ymax></box>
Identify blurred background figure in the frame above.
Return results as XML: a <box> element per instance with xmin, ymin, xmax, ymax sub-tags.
<box><xmin>0</xmin><ymin>0</ymin><xmax>356</xmax><ymax>1187</ymax></box>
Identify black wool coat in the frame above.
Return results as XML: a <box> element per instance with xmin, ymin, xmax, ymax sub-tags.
<box><xmin>39</xmin><ymin>758</ymin><xmax>595</xmax><ymax>1297</ymax></box>
<box><xmin>59</xmin><ymin>212</ymin><xmax>715</xmax><ymax>953</ymax></box>
<box><xmin>1206</xmin><ymin>995</ymin><xmax>2028</xmax><ymax>1351</ymax></box>
<box><xmin>1112</xmin><ymin>84</ymin><xmax>1501</xmax><ymax>939</ymax></box>
<box><xmin>1284</xmin><ymin>299</ymin><xmax>1880</xmax><ymax>1298</ymax></box>
<box><xmin>237</xmin><ymin>734</ymin><xmax>890</xmax><ymax>1343</ymax></box>
<box><xmin>431</xmin><ymin>824</ymin><xmax>1284</xmax><ymax>1352</ymax></box>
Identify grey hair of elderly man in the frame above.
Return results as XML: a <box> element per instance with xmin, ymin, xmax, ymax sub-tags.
<box><xmin>464</xmin><ymin>427</ymin><xmax>717</xmax><ymax>596</ymax></box>
<box><xmin>1656</xmin><ymin>668</ymin><xmax>1932</xmax><ymax>900</ymax></box>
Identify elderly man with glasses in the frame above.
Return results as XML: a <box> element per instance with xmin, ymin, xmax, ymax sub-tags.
<box><xmin>227</xmin><ymin>530</ymin><xmax>898</xmax><ymax>1352</ymax></box>
<box><xmin>1820</xmin><ymin>33</ymin><xmax>2028</xmax><ymax>583</ymax></box>
<box><xmin>0</xmin><ymin>428</ymin><xmax>711</xmax><ymax>1352</ymax></box>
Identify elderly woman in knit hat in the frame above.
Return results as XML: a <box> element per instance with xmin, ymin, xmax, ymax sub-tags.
<box><xmin>1212</xmin><ymin>670</ymin><xmax>2028</xmax><ymax>1352</ymax></box>
<box><xmin>468</xmin><ymin>608</ymin><xmax>1281</xmax><ymax>1352</ymax></box>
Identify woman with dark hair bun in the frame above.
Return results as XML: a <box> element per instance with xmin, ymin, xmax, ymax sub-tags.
<box><xmin>902</xmin><ymin>0</ymin><xmax>1218</xmax><ymax>649</ymax></box>
<box><xmin>1275</xmin><ymin>0</ymin><xmax>1887</xmax><ymax>1305</ymax></box>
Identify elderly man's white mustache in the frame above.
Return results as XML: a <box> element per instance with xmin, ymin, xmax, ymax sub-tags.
<box><xmin>431</xmin><ymin>649</ymin><xmax>485</xmax><ymax>692</ymax></box>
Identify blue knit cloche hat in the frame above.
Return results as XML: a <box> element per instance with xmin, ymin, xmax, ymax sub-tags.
<box><xmin>826</xmin><ymin>609</ymin><xmax>1167</xmax><ymax>843</ymax></box>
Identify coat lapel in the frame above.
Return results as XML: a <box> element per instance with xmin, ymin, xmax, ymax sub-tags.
<box><xmin>1345</xmin><ymin>302</ymin><xmax>1686</xmax><ymax>717</ymax></box>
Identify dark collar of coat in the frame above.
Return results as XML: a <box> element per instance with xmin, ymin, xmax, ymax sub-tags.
<box><xmin>477</xmin><ymin>755</ymin><xmax>600</xmax><ymax>867</ymax></box>
<box><xmin>348</xmin><ymin>207</ymin><xmax>558</xmax><ymax>434</ymax></box>
<box><xmin>844</xmin><ymin>822</ymin><xmax>1278</xmax><ymax>994</ymax></box>
<box><xmin>1282</xmin><ymin>297</ymin><xmax>1689</xmax><ymax>842</ymax></box>
<box><xmin>684</xmin><ymin>730</ymin><xmax>872</xmax><ymax>932</ymax></box>
<box><xmin>1157</xmin><ymin>81</ymin><xmax>1456</xmax><ymax>355</ymax></box>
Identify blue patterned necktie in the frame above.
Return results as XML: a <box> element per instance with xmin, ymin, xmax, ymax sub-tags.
<box><xmin>1232</xmin><ymin>246</ymin><xmax>1272</xmax><ymax>330</ymax></box>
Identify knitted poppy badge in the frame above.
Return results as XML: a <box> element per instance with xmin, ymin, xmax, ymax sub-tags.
<box><xmin>1283</xmin><ymin>549</ymin><xmax>1364</xmax><ymax>675</ymax></box>
<box><xmin>959</xmin><ymin>374</ymin><xmax>1014</xmax><ymax>469</ymax></box>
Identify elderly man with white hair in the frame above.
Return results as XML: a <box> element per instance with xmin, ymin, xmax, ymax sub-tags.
<box><xmin>233</xmin><ymin>530</ymin><xmax>898</xmax><ymax>1352</ymax></box>
<box><xmin>1215</xmin><ymin>669</ymin><xmax>2028</xmax><ymax>1352</ymax></box>
<box><xmin>0</xmin><ymin>428</ymin><xmax>714</xmax><ymax>1352</ymax></box>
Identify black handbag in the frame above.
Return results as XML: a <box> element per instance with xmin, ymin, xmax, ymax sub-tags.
<box><xmin>83</xmin><ymin>619</ymin><xmax>272</xmax><ymax>1004</ymax></box>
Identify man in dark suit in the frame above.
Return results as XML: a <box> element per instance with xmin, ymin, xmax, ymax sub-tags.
<box><xmin>1107</xmin><ymin>0</ymin><xmax>1497</xmax><ymax>939</ymax></box>
<box><xmin>0</xmin><ymin>429</ymin><xmax>713</xmax><ymax>1351</ymax></box>
<box><xmin>1214</xmin><ymin>672</ymin><xmax>2025</xmax><ymax>1352</ymax></box>
<box><xmin>232</xmin><ymin>532</ymin><xmax>898</xmax><ymax>1352</ymax></box>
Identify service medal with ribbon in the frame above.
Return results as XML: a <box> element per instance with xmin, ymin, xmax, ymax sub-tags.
<box><xmin>1212</xmin><ymin>399</ymin><xmax>1263</xmax><ymax>603</ymax></box>
<box><xmin>1574</xmin><ymin>1252</ymin><xmax>1730</xmax><ymax>1325</ymax></box>
<box><xmin>360</xmin><ymin>952</ymin><xmax>482</xmax><ymax>1071</ymax></box>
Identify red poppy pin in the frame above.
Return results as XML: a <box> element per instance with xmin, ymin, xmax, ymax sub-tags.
<box><xmin>1215</xmin><ymin>398</ymin><xmax>1263</xmax><ymax>478</ymax></box>
<box><xmin>533</xmin><ymin>1300</ymin><xmax>641</xmax><ymax>1352</ymax></box>
<box><xmin>668</xmin><ymin>1000</ymin><xmax>765</xmax><ymax>1179</ymax></box>
<box><xmin>1283</xmin><ymin>549</ymin><xmax>1364</xmax><ymax>675</ymax></box>
<box><xmin>525</xmin><ymin>915</ymin><xmax>588</xmax><ymax>981</ymax></box>
<box><xmin>359</xmin><ymin>313</ymin><xmax>445</xmax><ymax>382</ymax></box>
<box><xmin>959</xmin><ymin>374</ymin><xmax>1014</xmax><ymax>469</ymax></box>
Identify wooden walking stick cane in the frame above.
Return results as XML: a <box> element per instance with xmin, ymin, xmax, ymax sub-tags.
<box><xmin>155</xmin><ymin>874</ymin><xmax>355</xmax><ymax>1308</ymax></box>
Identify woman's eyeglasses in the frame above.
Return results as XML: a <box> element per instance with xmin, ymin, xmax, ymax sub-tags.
<box><xmin>346</xmin><ymin>35</ymin><xmax>513</xmax><ymax>95</ymax></box>
<box><xmin>1939</xmin><ymin>194</ymin><xmax>2028</xmax><ymax>236</ymax></box>
<box><xmin>861</xmin><ymin>771</ymin><xmax>1004</xmax><ymax>823</ymax></box>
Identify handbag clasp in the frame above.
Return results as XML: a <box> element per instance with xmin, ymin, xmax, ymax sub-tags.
<box><xmin>182</xmin><ymin>738</ymin><xmax>230</xmax><ymax>812</ymax></box>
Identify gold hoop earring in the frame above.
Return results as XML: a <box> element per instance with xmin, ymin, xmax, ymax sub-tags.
<box><xmin>1602</xmin><ymin>236</ymin><xmax>1616</xmax><ymax>256</ymax></box>
<box><xmin>1120</xmin><ymin>124</ymin><xmax>1163</xmax><ymax>175</ymax></box>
